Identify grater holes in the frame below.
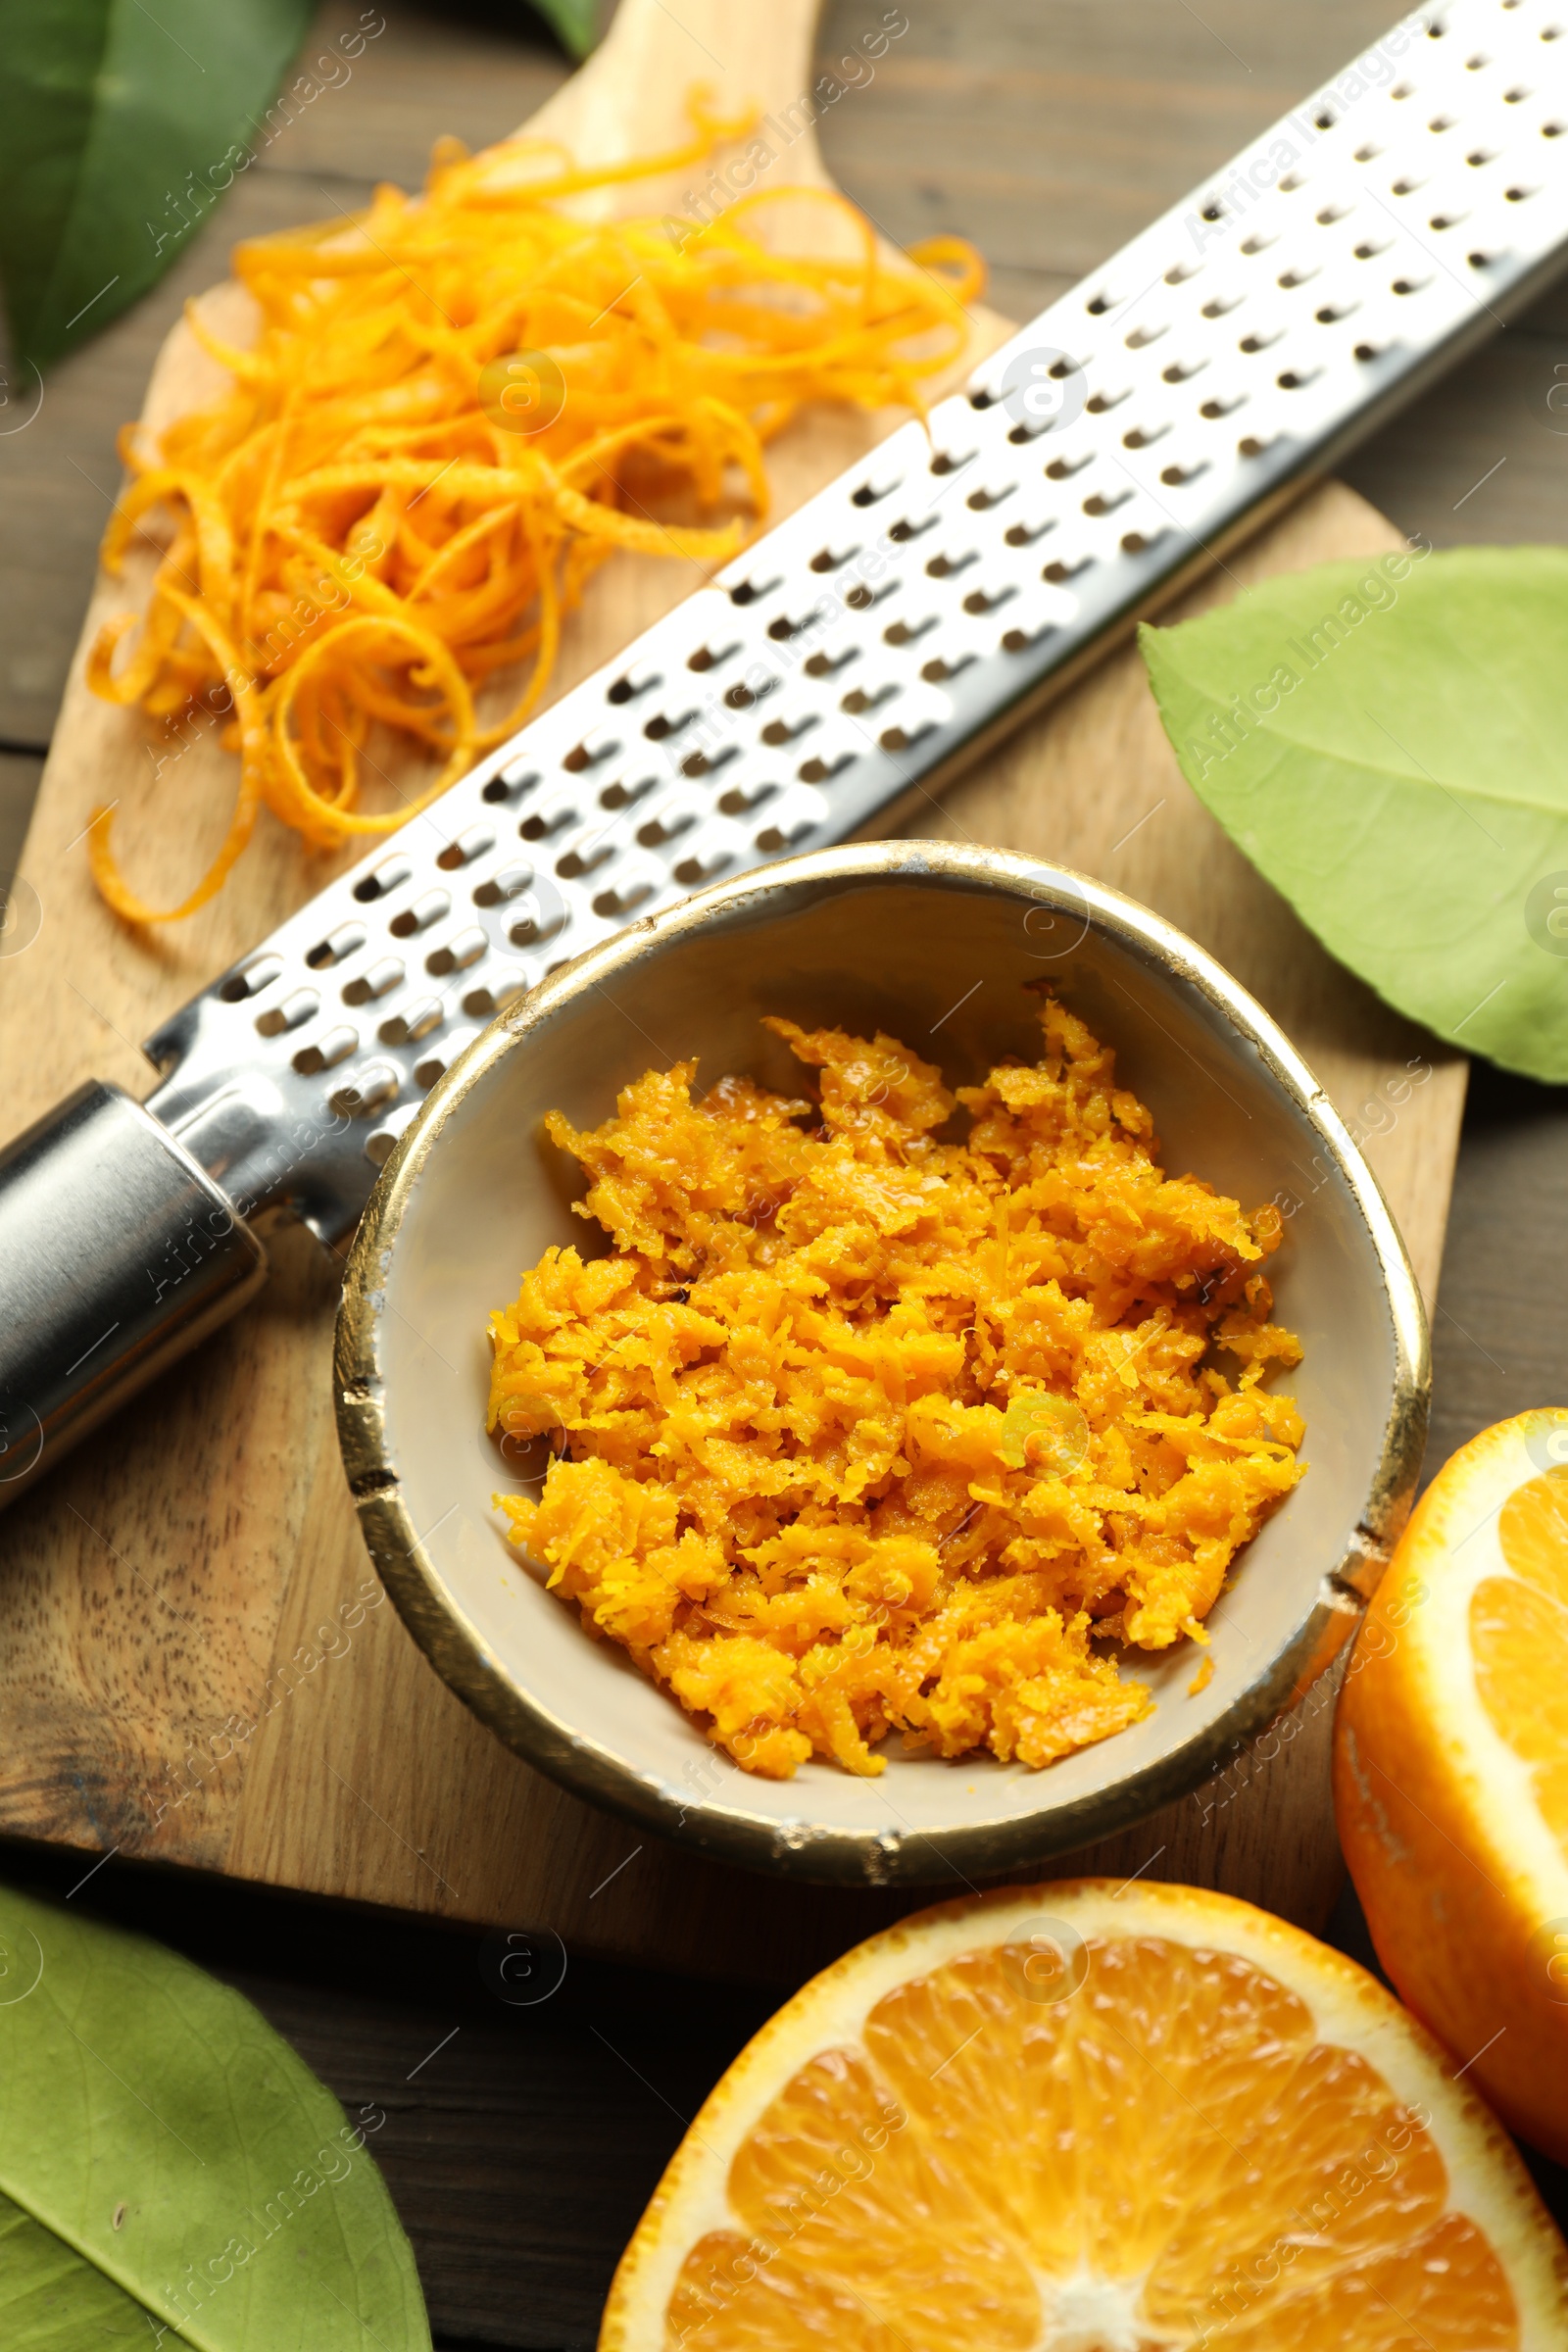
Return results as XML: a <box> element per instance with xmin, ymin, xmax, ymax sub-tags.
<box><xmin>1465</xmin><ymin>53</ymin><xmax>1490</xmax><ymax>69</ymax></box>
<box><xmin>1200</xmin><ymin>393</ymin><xmax>1248</xmax><ymax>418</ymax></box>
<box><xmin>553</xmin><ymin>836</ymin><xmax>613</xmax><ymax>881</ymax></box>
<box><xmin>1546</xmin><ymin>122</ymin><xmax>1565</xmax><ymax>136</ymax></box>
<box><xmin>760</xmin><ymin>712</ymin><xmax>821</xmax><ymax>744</ymax></box>
<box><xmin>1392</xmin><ymin>275</ymin><xmax>1432</xmax><ymax>295</ymax></box>
<box><xmin>843</xmin><ymin>579</ymin><xmax>894</xmax><ymax>612</ymax></box>
<box><xmin>1046</xmin><ymin>451</ymin><xmax>1093</xmax><ymax>478</ymax></box>
<box><xmin>1276</xmin><ymin>368</ymin><xmax>1321</xmax><ymax>390</ymax></box>
<box><xmin>729</xmin><ymin>573</ymin><xmax>782</xmax><ymax>605</ymax></box>
<box><xmin>1200</xmin><ymin>294</ymin><xmax>1243</xmax><ymax>318</ymax></box>
<box><xmin>809</xmin><ymin>543</ymin><xmax>859</xmax><ymax>573</ymax></box>
<box><xmin>1316</xmin><ymin>300</ymin><xmax>1358</xmax><ymax>322</ymax></box>
<box><xmin>520</xmin><ymin>803</ymin><xmax>576</xmax><ymax>841</ymax></box>
<box><xmin>1160</xmin><ymin>460</ymin><xmax>1210</xmax><ymax>486</ymax></box>
<box><xmin>293</xmin><ymin>1026</ymin><xmax>358</xmax><ymax>1076</ymax></box>
<box><xmin>414</xmin><ymin>1054</ymin><xmax>447</xmax><ymax>1092</ymax></box>
<box><xmin>1004</xmin><ymin>516</ymin><xmax>1054</xmax><ymax>546</ymax></box>
<box><xmin>1123</xmin><ymin>422</ymin><xmax>1171</xmax><ymax>448</ymax></box>
<box><xmin>1120</xmin><ymin>530</ymin><xmax>1165</xmax><ymax>557</ymax></box>
<box><xmin>673</xmin><ymin>845</ymin><xmax>733</xmax><ymax>887</ymax></box>
<box><xmin>926</xmin><ymin>547</ymin><xmax>978</xmax><ymax>577</ymax></box>
<box><xmin>643</xmin><ymin>707</ymin><xmax>697</xmax><ymax>741</ymax></box>
<box><xmin>379</xmin><ymin>999</ymin><xmax>442</xmax><ymax>1047</ymax></box>
<box><xmin>1002</xmin><ymin>621</ymin><xmax>1055</xmax><ymax>654</ymax></box>
<box><xmin>606</xmin><ymin>669</ymin><xmax>660</xmax><ymax>704</ymax></box>
<box><xmin>257</xmin><ymin>988</ymin><xmax>318</xmax><ymax>1038</ymax></box>
<box><xmin>1237</xmin><ymin>433</ymin><xmax>1280</xmax><ymax>458</ymax></box>
<box><xmin>638</xmin><ymin>805</ymin><xmax>695</xmax><ymax>848</ymax></box>
<box><xmin>889</xmin><ymin>513</ymin><xmax>938</xmax><ymax>542</ymax></box>
<box><xmin>1083</xmin><ymin>488</ymin><xmax>1132</xmax><ymax>516</ymax></box>
<box><xmin>1278</xmin><ymin>172</ymin><xmax>1307</xmax><ymax>193</ymax></box>
<box><xmin>593</xmin><ymin>876</ymin><xmax>658</xmax><ymax>918</ymax></box>
<box><xmin>1044</xmin><ymin>556</ymin><xmax>1094</xmax><ymax>584</ymax></box>
<box><xmin>840</xmin><ymin>683</ymin><xmax>897</xmax><ymax>715</ymax></box>
<box><xmin>563</xmin><ymin>735</ymin><xmax>618</xmax><ymax>772</ymax></box>
<box><xmin>884</xmin><ymin>613</ymin><xmax>937</xmax><ymax>647</ymax></box>
<box><xmin>483</xmin><ymin>766</ymin><xmax>536</xmax><ymax>804</ymax></box>
<box><xmin>966</xmin><ymin>483</ymin><xmax>1016</xmax><ymax>511</ymax></box>
<box><xmin>472</xmin><ymin>862</ymin><xmax>534</xmax><ymax>906</ymax></box>
<box><xmin>1352</xmin><ymin>342</ymin><xmax>1385</xmax><ymax>362</ymax></box>
<box><xmin>307</xmin><ymin>920</ymin><xmax>367</xmax><ymax>967</ymax></box>
<box><xmin>352</xmin><ymin>858</ymin><xmax>411</xmax><ymax>905</ymax></box>
<box><xmin>597</xmin><ymin>772</ymin><xmax>658</xmax><ymax>811</ymax></box>
<box><xmin>717</xmin><ymin>778</ymin><xmax>777</xmax><ymax>814</ymax></box>
<box><xmin>1353</xmin><ymin>145</ymin><xmax>1381</xmax><ymax>164</ymax></box>
<box><xmin>798</xmin><ymin>751</ymin><xmax>856</xmax><ymax>783</ymax></box>
<box><xmin>1161</xmin><ymin>358</ymin><xmax>1208</xmax><ymax>382</ymax></box>
<box><xmin>850</xmin><ymin>478</ymin><xmax>898</xmax><ymax>507</ymax></box>
<box><xmin>1391</xmin><ymin>176</ymin><xmax>1427</xmax><ymax>195</ymax></box>
<box><xmin>436</xmin><ymin>825</ymin><xmax>494</xmax><ymax>870</ymax></box>
<box><xmin>1277</xmin><ymin>266</ymin><xmax>1320</xmax><ymax>289</ymax></box>
<box><xmin>342</xmin><ymin>957</ymin><xmax>405</xmax><ymax>1006</ymax></box>
<box><xmin>929</xmin><ymin>446</ymin><xmax>977</xmax><ymax>474</ymax></box>
<box><xmin>1467</xmin><ymin>148</ymin><xmax>1496</xmax><ymax>164</ymax></box>
<box><xmin>1086</xmin><ymin>291</ymin><xmax>1114</xmax><ymax>313</ymax></box>
<box><xmin>331</xmin><ymin>1064</ymin><xmax>399</xmax><ymax>1120</ymax></box>
<box><xmin>804</xmin><ymin>645</ymin><xmax>858</xmax><ymax>675</ymax></box>
<box><xmin>922</xmin><ymin>654</ymin><xmax>976</xmax><ymax>683</ymax></box>
<box><xmin>681</xmin><ymin>743</ymin><xmax>739</xmax><ymax>778</ymax></box>
<box><xmin>1429</xmin><ymin>210</ymin><xmax>1469</xmax><ymax>230</ymax></box>
<box><xmin>1354</xmin><ymin>238</ymin><xmax>1394</xmax><ymax>258</ymax></box>
<box><xmin>1239</xmin><ymin>329</ymin><xmax>1285</xmax><ymax>353</ymax></box>
<box><xmin>1239</xmin><ymin>231</ymin><xmax>1280</xmax><ymax>256</ymax></box>
<box><xmin>390</xmin><ymin>889</ymin><xmax>451</xmax><ymax>938</ymax></box>
<box><xmin>686</xmin><ymin>640</ymin><xmax>738</xmax><ymax>671</ymax></box>
<box><xmin>1429</xmin><ymin>115</ymin><xmax>1456</xmax><ymax>132</ymax></box>
<box><xmin>960</xmin><ymin>585</ymin><xmax>1016</xmax><ymax>616</ymax></box>
<box><xmin>220</xmin><ymin>954</ymin><xmax>283</xmax><ymax>1003</ymax></box>
<box><xmin>1392</xmin><ymin>81</ymin><xmax>1414</xmax><ymax>99</ymax></box>
<box><xmin>1086</xmin><ymin>386</ymin><xmax>1132</xmax><ymax>412</ymax></box>
<box><xmin>1124</xmin><ymin>322</ymin><xmax>1168</xmax><ymax>349</ymax></box>
<box><xmin>1163</xmin><ymin>261</ymin><xmax>1200</xmax><ymax>285</ymax></box>
<box><xmin>1504</xmin><ymin>183</ymin><xmax>1538</xmax><ymax>199</ymax></box>
<box><xmin>966</xmin><ymin>387</ymin><xmax>995</xmax><ymax>410</ymax></box>
<box><xmin>1504</xmin><ymin>84</ymin><xmax>1530</xmax><ymax>99</ymax></box>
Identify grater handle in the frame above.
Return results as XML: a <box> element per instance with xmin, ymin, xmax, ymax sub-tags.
<box><xmin>0</xmin><ymin>1083</ymin><xmax>267</xmax><ymax>1508</ymax></box>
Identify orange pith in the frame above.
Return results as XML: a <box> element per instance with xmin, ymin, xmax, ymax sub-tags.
<box><xmin>602</xmin><ymin>1886</ymin><xmax>1568</xmax><ymax>2351</ymax></box>
<box><xmin>1474</xmin><ymin>1469</ymin><xmax>1568</xmax><ymax>1847</ymax></box>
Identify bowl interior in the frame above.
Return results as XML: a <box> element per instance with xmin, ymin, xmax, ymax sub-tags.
<box><xmin>373</xmin><ymin>859</ymin><xmax>1408</xmax><ymax>1858</ymax></box>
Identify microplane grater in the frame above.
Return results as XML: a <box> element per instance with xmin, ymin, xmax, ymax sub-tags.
<box><xmin>2</xmin><ymin>0</ymin><xmax>1566</xmax><ymax>1499</ymax></box>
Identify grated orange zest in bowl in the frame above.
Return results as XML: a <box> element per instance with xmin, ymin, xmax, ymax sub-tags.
<box><xmin>488</xmin><ymin>996</ymin><xmax>1306</xmax><ymax>1778</ymax></box>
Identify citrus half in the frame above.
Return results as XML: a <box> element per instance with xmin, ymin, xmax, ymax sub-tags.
<box><xmin>600</xmin><ymin>1878</ymin><xmax>1568</xmax><ymax>2350</ymax></box>
<box><xmin>1336</xmin><ymin>1407</ymin><xmax>1568</xmax><ymax>2163</ymax></box>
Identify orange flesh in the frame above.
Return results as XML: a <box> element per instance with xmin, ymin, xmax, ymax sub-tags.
<box><xmin>1474</xmin><ymin>1467</ymin><xmax>1568</xmax><ymax>1855</ymax></box>
<box><xmin>666</xmin><ymin>1936</ymin><xmax>1518</xmax><ymax>2350</ymax></box>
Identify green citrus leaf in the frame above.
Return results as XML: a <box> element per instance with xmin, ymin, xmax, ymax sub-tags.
<box><xmin>0</xmin><ymin>0</ymin><xmax>318</xmax><ymax>370</ymax></box>
<box><xmin>530</xmin><ymin>0</ymin><xmax>598</xmax><ymax>61</ymax></box>
<box><xmin>0</xmin><ymin>1883</ymin><xmax>429</xmax><ymax>2350</ymax></box>
<box><xmin>1139</xmin><ymin>546</ymin><xmax>1568</xmax><ymax>1084</ymax></box>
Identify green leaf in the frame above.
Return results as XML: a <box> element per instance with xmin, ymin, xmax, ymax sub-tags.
<box><xmin>530</xmin><ymin>0</ymin><xmax>598</xmax><ymax>61</ymax></box>
<box><xmin>0</xmin><ymin>0</ymin><xmax>316</xmax><ymax>370</ymax></box>
<box><xmin>1138</xmin><ymin>546</ymin><xmax>1568</xmax><ymax>1085</ymax></box>
<box><xmin>0</xmin><ymin>1883</ymin><xmax>430</xmax><ymax>2350</ymax></box>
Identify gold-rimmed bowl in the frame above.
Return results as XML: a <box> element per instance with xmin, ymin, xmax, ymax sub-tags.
<box><xmin>334</xmin><ymin>842</ymin><xmax>1427</xmax><ymax>1886</ymax></box>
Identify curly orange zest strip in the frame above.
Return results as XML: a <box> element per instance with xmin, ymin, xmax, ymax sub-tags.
<box><xmin>86</xmin><ymin>99</ymin><xmax>985</xmax><ymax>921</ymax></box>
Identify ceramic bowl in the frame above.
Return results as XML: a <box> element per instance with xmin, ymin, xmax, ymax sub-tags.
<box><xmin>334</xmin><ymin>841</ymin><xmax>1427</xmax><ymax>1886</ymax></box>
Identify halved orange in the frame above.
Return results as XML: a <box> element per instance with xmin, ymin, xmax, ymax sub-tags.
<box><xmin>1336</xmin><ymin>1408</ymin><xmax>1568</xmax><ymax>2163</ymax></box>
<box><xmin>601</xmin><ymin>1879</ymin><xmax>1568</xmax><ymax>2350</ymax></box>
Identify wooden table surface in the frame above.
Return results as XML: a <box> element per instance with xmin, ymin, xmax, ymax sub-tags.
<box><xmin>2</xmin><ymin>1</ymin><xmax>1566</xmax><ymax>2343</ymax></box>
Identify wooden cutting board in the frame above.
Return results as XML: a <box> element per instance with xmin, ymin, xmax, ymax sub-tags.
<box><xmin>0</xmin><ymin>0</ymin><xmax>1465</xmax><ymax>1987</ymax></box>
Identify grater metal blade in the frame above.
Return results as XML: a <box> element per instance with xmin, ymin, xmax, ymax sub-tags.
<box><xmin>2</xmin><ymin>0</ymin><xmax>1564</xmax><ymax>1504</ymax></box>
<box><xmin>145</xmin><ymin>0</ymin><xmax>1568</xmax><ymax>1240</ymax></box>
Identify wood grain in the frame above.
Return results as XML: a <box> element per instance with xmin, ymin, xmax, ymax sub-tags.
<box><xmin>0</xmin><ymin>0</ymin><xmax>1465</xmax><ymax>1984</ymax></box>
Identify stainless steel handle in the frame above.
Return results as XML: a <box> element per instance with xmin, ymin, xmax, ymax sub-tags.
<box><xmin>0</xmin><ymin>1084</ymin><xmax>267</xmax><ymax>1506</ymax></box>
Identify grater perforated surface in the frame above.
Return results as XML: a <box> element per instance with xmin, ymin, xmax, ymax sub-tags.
<box><xmin>143</xmin><ymin>0</ymin><xmax>1568</xmax><ymax>1241</ymax></box>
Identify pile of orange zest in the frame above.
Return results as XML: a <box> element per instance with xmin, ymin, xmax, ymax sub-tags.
<box><xmin>86</xmin><ymin>99</ymin><xmax>984</xmax><ymax>924</ymax></box>
<box><xmin>487</xmin><ymin>997</ymin><xmax>1306</xmax><ymax>1781</ymax></box>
